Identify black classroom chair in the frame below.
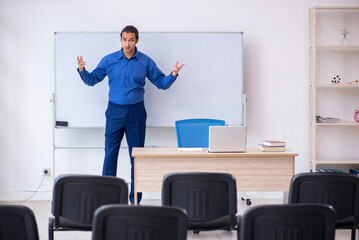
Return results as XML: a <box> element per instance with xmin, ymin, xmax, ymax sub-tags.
<box><xmin>48</xmin><ymin>174</ymin><xmax>128</xmax><ymax>240</ymax></box>
<box><xmin>239</xmin><ymin>204</ymin><xmax>336</xmax><ymax>240</ymax></box>
<box><xmin>162</xmin><ymin>172</ymin><xmax>238</xmax><ymax>233</ymax></box>
<box><xmin>0</xmin><ymin>205</ymin><xmax>39</xmax><ymax>240</ymax></box>
<box><xmin>92</xmin><ymin>204</ymin><xmax>188</xmax><ymax>240</ymax></box>
<box><xmin>289</xmin><ymin>172</ymin><xmax>359</xmax><ymax>240</ymax></box>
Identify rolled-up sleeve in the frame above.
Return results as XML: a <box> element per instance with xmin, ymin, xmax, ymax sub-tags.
<box><xmin>77</xmin><ymin>58</ymin><xmax>107</xmax><ymax>86</ymax></box>
<box><xmin>147</xmin><ymin>59</ymin><xmax>177</xmax><ymax>90</ymax></box>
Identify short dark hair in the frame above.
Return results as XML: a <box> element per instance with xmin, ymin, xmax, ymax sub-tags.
<box><xmin>121</xmin><ymin>25</ymin><xmax>139</xmax><ymax>40</ymax></box>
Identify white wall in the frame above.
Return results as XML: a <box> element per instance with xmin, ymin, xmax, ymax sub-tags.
<box><xmin>1</xmin><ymin>0</ymin><xmax>358</xmax><ymax>200</ymax></box>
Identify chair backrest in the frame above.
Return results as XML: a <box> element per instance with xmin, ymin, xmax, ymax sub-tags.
<box><xmin>92</xmin><ymin>204</ymin><xmax>188</xmax><ymax>240</ymax></box>
<box><xmin>175</xmin><ymin>118</ymin><xmax>225</xmax><ymax>147</ymax></box>
<box><xmin>162</xmin><ymin>172</ymin><xmax>237</xmax><ymax>229</ymax></box>
<box><xmin>0</xmin><ymin>205</ymin><xmax>39</xmax><ymax>240</ymax></box>
<box><xmin>239</xmin><ymin>204</ymin><xmax>336</xmax><ymax>240</ymax></box>
<box><xmin>288</xmin><ymin>173</ymin><xmax>359</xmax><ymax>221</ymax></box>
<box><xmin>51</xmin><ymin>174</ymin><xmax>128</xmax><ymax>228</ymax></box>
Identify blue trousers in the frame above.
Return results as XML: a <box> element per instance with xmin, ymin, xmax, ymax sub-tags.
<box><xmin>102</xmin><ymin>101</ymin><xmax>146</xmax><ymax>203</ymax></box>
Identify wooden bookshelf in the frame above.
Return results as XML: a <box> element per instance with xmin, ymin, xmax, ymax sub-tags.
<box><xmin>309</xmin><ymin>7</ymin><xmax>359</xmax><ymax>172</ymax></box>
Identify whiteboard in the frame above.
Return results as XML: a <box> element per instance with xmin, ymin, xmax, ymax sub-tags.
<box><xmin>55</xmin><ymin>32</ymin><xmax>243</xmax><ymax>127</ymax></box>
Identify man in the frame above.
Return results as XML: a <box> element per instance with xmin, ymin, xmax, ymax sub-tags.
<box><xmin>77</xmin><ymin>25</ymin><xmax>184</xmax><ymax>204</ymax></box>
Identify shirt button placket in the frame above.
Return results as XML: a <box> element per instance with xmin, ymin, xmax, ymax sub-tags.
<box><xmin>124</xmin><ymin>59</ymin><xmax>129</xmax><ymax>104</ymax></box>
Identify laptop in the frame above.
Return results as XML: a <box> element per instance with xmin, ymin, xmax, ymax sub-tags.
<box><xmin>208</xmin><ymin>126</ymin><xmax>247</xmax><ymax>153</ymax></box>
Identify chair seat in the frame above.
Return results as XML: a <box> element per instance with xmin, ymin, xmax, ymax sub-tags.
<box><xmin>336</xmin><ymin>216</ymin><xmax>356</xmax><ymax>229</ymax></box>
<box><xmin>50</xmin><ymin>217</ymin><xmax>92</xmax><ymax>231</ymax></box>
<box><xmin>188</xmin><ymin>214</ymin><xmax>237</xmax><ymax>230</ymax></box>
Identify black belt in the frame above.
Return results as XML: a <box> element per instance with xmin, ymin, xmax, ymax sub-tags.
<box><xmin>108</xmin><ymin>101</ymin><xmax>144</xmax><ymax>108</ymax></box>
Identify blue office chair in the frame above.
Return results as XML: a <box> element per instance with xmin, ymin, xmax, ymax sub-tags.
<box><xmin>175</xmin><ymin>118</ymin><xmax>225</xmax><ymax>147</ymax></box>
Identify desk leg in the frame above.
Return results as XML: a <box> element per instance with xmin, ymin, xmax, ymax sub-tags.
<box><xmin>134</xmin><ymin>158</ymin><xmax>137</xmax><ymax>205</ymax></box>
<box><xmin>283</xmin><ymin>191</ymin><xmax>289</xmax><ymax>204</ymax></box>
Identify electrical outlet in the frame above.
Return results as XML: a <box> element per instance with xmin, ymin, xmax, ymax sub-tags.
<box><xmin>42</xmin><ymin>167</ymin><xmax>51</xmax><ymax>176</ymax></box>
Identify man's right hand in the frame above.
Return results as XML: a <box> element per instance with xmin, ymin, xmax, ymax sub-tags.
<box><xmin>77</xmin><ymin>55</ymin><xmax>86</xmax><ymax>71</ymax></box>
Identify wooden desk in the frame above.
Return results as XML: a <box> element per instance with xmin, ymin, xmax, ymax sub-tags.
<box><xmin>132</xmin><ymin>147</ymin><xmax>298</xmax><ymax>204</ymax></box>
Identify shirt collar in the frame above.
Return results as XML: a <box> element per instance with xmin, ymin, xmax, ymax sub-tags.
<box><xmin>119</xmin><ymin>47</ymin><xmax>138</xmax><ymax>60</ymax></box>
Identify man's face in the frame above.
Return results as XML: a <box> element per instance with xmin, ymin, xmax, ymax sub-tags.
<box><xmin>121</xmin><ymin>32</ymin><xmax>138</xmax><ymax>56</ymax></box>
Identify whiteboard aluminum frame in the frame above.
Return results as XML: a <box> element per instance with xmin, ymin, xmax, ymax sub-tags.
<box><xmin>52</xmin><ymin>31</ymin><xmax>246</xmax><ymax>177</ymax></box>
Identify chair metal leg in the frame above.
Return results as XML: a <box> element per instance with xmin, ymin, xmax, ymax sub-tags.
<box><xmin>48</xmin><ymin>217</ymin><xmax>54</xmax><ymax>240</ymax></box>
<box><xmin>351</xmin><ymin>228</ymin><xmax>356</xmax><ymax>240</ymax></box>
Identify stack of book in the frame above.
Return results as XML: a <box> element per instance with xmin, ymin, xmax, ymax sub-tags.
<box><xmin>316</xmin><ymin>115</ymin><xmax>340</xmax><ymax>123</ymax></box>
<box><xmin>350</xmin><ymin>168</ymin><xmax>359</xmax><ymax>175</ymax></box>
<box><xmin>316</xmin><ymin>168</ymin><xmax>343</xmax><ymax>173</ymax></box>
<box><xmin>258</xmin><ymin>140</ymin><xmax>286</xmax><ymax>152</ymax></box>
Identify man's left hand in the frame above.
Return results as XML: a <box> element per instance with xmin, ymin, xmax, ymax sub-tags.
<box><xmin>172</xmin><ymin>61</ymin><xmax>185</xmax><ymax>76</ymax></box>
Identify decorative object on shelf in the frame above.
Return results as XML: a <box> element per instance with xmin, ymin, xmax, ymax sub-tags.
<box><xmin>349</xmin><ymin>80</ymin><xmax>359</xmax><ymax>85</ymax></box>
<box><xmin>331</xmin><ymin>75</ymin><xmax>341</xmax><ymax>84</ymax></box>
<box><xmin>354</xmin><ymin>109</ymin><xmax>359</xmax><ymax>122</ymax></box>
<box><xmin>316</xmin><ymin>115</ymin><xmax>340</xmax><ymax>123</ymax></box>
<box><xmin>340</xmin><ymin>28</ymin><xmax>349</xmax><ymax>45</ymax></box>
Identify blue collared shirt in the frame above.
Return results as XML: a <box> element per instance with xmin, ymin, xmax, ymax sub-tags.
<box><xmin>78</xmin><ymin>49</ymin><xmax>177</xmax><ymax>105</ymax></box>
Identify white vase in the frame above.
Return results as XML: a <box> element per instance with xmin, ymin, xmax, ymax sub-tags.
<box><xmin>341</xmin><ymin>37</ymin><xmax>349</xmax><ymax>45</ymax></box>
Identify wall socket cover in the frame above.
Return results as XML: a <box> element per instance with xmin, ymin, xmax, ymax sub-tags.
<box><xmin>42</xmin><ymin>167</ymin><xmax>51</xmax><ymax>176</ymax></box>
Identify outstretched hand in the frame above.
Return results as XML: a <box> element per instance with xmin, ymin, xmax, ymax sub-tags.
<box><xmin>77</xmin><ymin>55</ymin><xmax>86</xmax><ymax>71</ymax></box>
<box><xmin>172</xmin><ymin>61</ymin><xmax>185</xmax><ymax>76</ymax></box>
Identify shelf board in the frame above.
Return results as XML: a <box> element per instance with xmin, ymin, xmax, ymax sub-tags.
<box><xmin>309</xmin><ymin>46</ymin><xmax>359</xmax><ymax>53</ymax></box>
<box><xmin>315</xmin><ymin>159</ymin><xmax>359</xmax><ymax>164</ymax></box>
<box><xmin>315</xmin><ymin>45</ymin><xmax>359</xmax><ymax>49</ymax></box>
<box><xmin>310</xmin><ymin>84</ymin><xmax>359</xmax><ymax>88</ymax></box>
<box><xmin>315</xmin><ymin>122</ymin><xmax>359</xmax><ymax>126</ymax></box>
<box><xmin>312</xmin><ymin>7</ymin><xmax>359</xmax><ymax>11</ymax></box>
